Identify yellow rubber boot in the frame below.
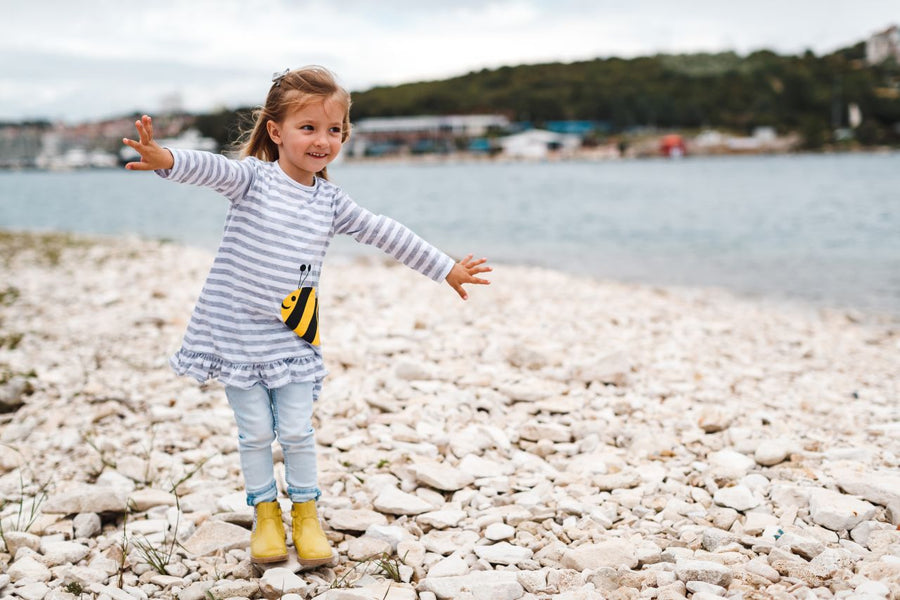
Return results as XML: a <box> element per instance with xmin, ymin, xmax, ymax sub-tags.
<box><xmin>291</xmin><ymin>500</ymin><xmax>334</xmax><ymax>567</ymax></box>
<box><xmin>250</xmin><ymin>501</ymin><xmax>288</xmax><ymax>564</ymax></box>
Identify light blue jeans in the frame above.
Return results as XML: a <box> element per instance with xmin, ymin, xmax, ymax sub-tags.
<box><xmin>225</xmin><ymin>382</ymin><xmax>321</xmax><ymax>506</ymax></box>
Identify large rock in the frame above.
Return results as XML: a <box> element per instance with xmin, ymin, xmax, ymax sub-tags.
<box><xmin>518</xmin><ymin>422</ymin><xmax>572</xmax><ymax>443</ymax></box>
<box><xmin>743</xmin><ymin>559</ymin><xmax>780</xmax><ymax>583</ymax></box>
<box><xmin>776</xmin><ymin>531</ymin><xmax>825</xmax><ymax>560</ymax></box>
<box><xmin>14</xmin><ymin>582</ymin><xmax>49</xmax><ymax>600</ymax></box>
<box><xmin>395</xmin><ymin>359</ymin><xmax>436</xmax><ymax>381</ymax></box>
<box><xmin>347</xmin><ymin>536</ymin><xmax>393</xmax><ymax>561</ymax></box>
<box><xmin>373</xmin><ymin>487</ymin><xmax>434</xmax><ymax>515</ymax></box>
<box><xmin>808</xmin><ymin>548</ymin><xmax>853</xmax><ymax>580</ymax></box>
<box><xmin>421</xmin><ymin>530</ymin><xmax>481</xmax><ymax>556</ymax></box>
<box><xmin>8</xmin><ymin>555</ymin><xmax>52</xmax><ymax>583</ymax></box>
<box><xmin>832</xmin><ymin>467</ymin><xmax>900</xmax><ymax>523</ymax></box>
<box><xmin>594</xmin><ymin>471</ymin><xmax>641</xmax><ymax>492</ymax></box>
<box><xmin>516</xmin><ymin>569</ymin><xmax>549</xmax><ymax>595</ymax></box>
<box><xmin>418</xmin><ymin>509</ymin><xmax>468</xmax><ymax>529</ymax></box>
<box><xmin>0</xmin><ymin>444</ymin><xmax>23</xmax><ymax>472</ymax></box>
<box><xmin>128</xmin><ymin>488</ymin><xmax>178</xmax><ymax>511</ymax></box>
<box><xmin>496</xmin><ymin>379</ymin><xmax>568</xmax><ymax>403</ymax></box>
<box><xmin>675</xmin><ymin>560</ymin><xmax>733</xmax><ymax>588</ymax></box>
<box><xmin>484</xmin><ymin>523</ymin><xmax>516</xmax><ymax>541</ymax></box>
<box><xmin>857</xmin><ymin>560</ymin><xmax>900</xmax><ymax>596</ymax></box>
<box><xmin>707</xmin><ymin>450</ymin><xmax>755</xmax><ymax>477</ymax></box>
<box><xmin>420</xmin><ymin>571</ymin><xmax>524</xmax><ymax>600</ymax></box>
<box><xmin>457</xmin><ymin>454</ymin><xmax>510</xmax><ymax>478</ymax></box>
<box><xmin>474</xmin><ymin>542</ymin><xmax>533</xmax><ymax>566</ymax></box>
<box><xmin>89</xmin><ymin>584</ymin><xmax>145</xmax><ymax>600</ymax></box>
<box><xmin>427</xmin><ymin>553</ymin><xmax>470</xmax><ymax>578</ymax></box>
<box><xmin>808</xmin><ymin>488</ymin><xmax>876</xmax><ymax>531</ymax></box>
<box><xmin>449</xmin><ymin>425</ymin><xmax>511</xmax><ymax>457</ymax></box>
<box><xmin>150</xmin><ymin>574</ymin><xmax>187</xmax><ymax>589</ymax></box>
<box><xmin>73</xmin><ymin>512</ymin><xmax>103</xmax><ymax>538</ymax></box>
<box><xmin>177</xmin><ymin>580</ymin><xmax>214</xmax><ymax>600</ymax></box>
<box><xmin>208</xmin><ymin>580</ymin><xmax>260</xmax><ymax>599</ymax></box>
<box><xmin>365</xmin><ymin>524</ymin><xmax>412</xmax><ymax>550</ymax></box>
<box><xmin>42</xmin><ymin>485</ymin><xmax>129</xmax><ymax>514</ymax></box>
<box><xmin>506</xmin><ymin>344</ymin><xmax>553</xmax><ymax>370</ymax></box>
<box><xmin>318</xmin><ymin>585</ymin><xmax>417</xmax><ymax>600</ymax></box>
<box><xmin>754</xmin><ymin>439</ymin><xmax>795</xmax><ymax>466</ymax></box>
<box><xmin>181</xmin><ymin>520</ymin><xmax>250</xmax><ymax>556</ymax></box>
<box><xmin>769</xmin><ymin>484</ymin><xmax>810</xmax><ymax>510</ymax></box>
<box><xmin>259</xmin><ymin>568</ymin><xmax>309</xmax><ymax>599</ymax></box>
<box><xmin>410</xmin><ymin>461</ymin><xmax>474</xmax><ymax>492</ymax></box>
<box><xmin>697</xmin><ymin>409</ymin><xmax>732</xmax><ymax>433</ymax></box>
<box><xmin>60</xmin><ymin>565</ymin><xmax>110</xmax><ymax>587</ymax></box>
<box><xmin>568</xmin><ymin>351</ymin><xmax>629</xmax><ymax>385</ymax></box>
<box><xmin>0</xmin><ymin>375</ymin><xmax>32</xmax><ymax>414</ymax></box>
<box><xmin>329</xmin><ymin>508</ymin><xmax>388</xmax><ymax>532</ymax></box>
<box><xmin>855</xmin><ymin>581</ymin><xmax>892</xmax><ymax>598</ymax></box>
<box><xmin>215</xmin><ymin>491</ymin><xmax>249</xmax><ymax>513</ymax></box>
<box><xmin>742</xmin><ymin>511</ymin><xmax>779</xmax><ymax>535</ymax></box>
<box><xmin>41</xmin><ymin>540</ymin><xmax>91</xmax><ymax>565</ymax></box>
<box><xmin>2</xmin><ymin>531</ymin><xmax>41</xmax><ymax>556</ymax></box>
<box><xmin>713</xmin><ymin>485</ymin><xmax>760</xmax><ymax>511</ymax></box>
<box><xmin>701</xmin><ymin>528</ymin><xmax>738</xmax><ymax>552</ymax></box>
<box><xmin>397</xmin><ymin>541</ymin><xmax>426</xmax><ymax>567</ymax></box>
<box><xmin>561</xmin><ymin>540</ymin><xmax>638</xmax><ymax>571</ymax></box>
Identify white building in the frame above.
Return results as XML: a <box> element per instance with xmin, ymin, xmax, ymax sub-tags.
<box><xmin>866</xmin><ymin>25</ymin><xmax>900</xmax><ymax>65</ymax></box>
<box><xmin>498</xmin><ymin>129</ymin><xmax>581</xmax><ymax>159</ymax></box>
<box><xmin>352</xmin><ymin>114</ymin><xmax>509</xmax><ymax>137</ymax></box>
<box><xmin>346</xmin><ymin>114</ymin><xmax>509</xmax><ymax>157</ymax></box>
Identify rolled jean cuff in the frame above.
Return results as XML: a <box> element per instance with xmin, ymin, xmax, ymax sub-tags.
<box><xmin>245</xmin><ymin>480</ymin><xmax>278</xmax><ymax>507</ymax></box>
<box><xmin>288</xmin><ymin>485</ymin><xmax>322</xmax><ymax>504</ymax></box>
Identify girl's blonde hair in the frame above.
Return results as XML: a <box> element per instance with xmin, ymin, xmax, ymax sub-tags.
<box><xmin>238</xmin><ymin>65</ymin><xmax>351</xmax><ymax>181</ymax></box>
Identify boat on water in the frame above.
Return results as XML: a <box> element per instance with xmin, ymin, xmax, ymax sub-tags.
<box><xmin>660</xmin><ymin>134</ymin><xmax>686</xmax><ymax>158</ymax></box>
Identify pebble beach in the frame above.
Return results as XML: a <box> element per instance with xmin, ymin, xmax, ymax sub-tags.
<box><xmin>1</xmin><ymin>231</ymin><xmax>899</xmax><ymax>600</ymax></box>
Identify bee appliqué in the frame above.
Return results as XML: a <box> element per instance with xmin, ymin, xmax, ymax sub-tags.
<box><xmin>280</xmin><ymin>264</ymin><xmax>320</xmax><ymax>346</ymax></box>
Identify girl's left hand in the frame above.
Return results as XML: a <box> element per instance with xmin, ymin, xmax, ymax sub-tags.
<box><xmin>446</xmin><ymin>254</ymin><xmax>492</xmax><ymax>300</ymax></box>
<box><xmin>122</xmin><ymin>115</ymin><xmax>174</xmax><ymax>171</ymax></box>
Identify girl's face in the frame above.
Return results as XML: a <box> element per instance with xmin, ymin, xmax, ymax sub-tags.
<box><xmin>266</xmin><ymin>96</ymin><xmax>346</xmax><ymax>186</ymax></box>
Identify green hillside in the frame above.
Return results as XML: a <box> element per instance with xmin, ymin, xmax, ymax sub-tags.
<box><xmin>196</xmin><ymin>43</ymin><xmax>900</xmax><ymax>149</ymax></box>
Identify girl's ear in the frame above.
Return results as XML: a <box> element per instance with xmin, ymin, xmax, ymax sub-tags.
<box><xmin>266</xmin><ymin>120</ymin><xmax>282</xmax><ymax>145</ymax></box>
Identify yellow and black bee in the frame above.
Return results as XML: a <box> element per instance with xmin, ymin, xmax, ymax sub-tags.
<box><xmin>280</xmin><ymin>265</ymin><xmax>320</xmax><ymax>346</ymax></box>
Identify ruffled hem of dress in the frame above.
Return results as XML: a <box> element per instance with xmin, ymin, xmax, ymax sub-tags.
<box><xmin>169</xmin><ymin>350</ymin><xmax>328</xmax><ymax>399</ymax></box>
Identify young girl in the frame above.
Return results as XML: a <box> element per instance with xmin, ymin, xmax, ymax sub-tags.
<box><xmin>123</xmin><ymin>66</ymin><xmax>491</xmax><ymax>566</ymax></box>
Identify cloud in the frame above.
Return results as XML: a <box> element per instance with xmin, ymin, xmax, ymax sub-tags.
<box><xmin>0</xmin><ymin>47</ymin><xmax>265</xmax><ymax>121</ymax></box>
<box><xmin>1</xmin><ymin>0</ymin><xmax>897</xmax><ymax>121</ymax></box>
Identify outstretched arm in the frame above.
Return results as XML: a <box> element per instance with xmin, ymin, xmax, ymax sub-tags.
<box><xmin>122</xmin><ymin>115</ymin><xmax>174</xmax><ymax>171</ymax></box>
<box><xmin>446</xmin><ymin>254</ymin><xmax>492</xmax><ymax>300</ymax></box>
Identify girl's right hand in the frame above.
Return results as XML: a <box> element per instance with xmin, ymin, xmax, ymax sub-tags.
<box><xmin>122</xmin><ymin>115</ymin><xmax>174</xmax><ymax>171</ymax></box>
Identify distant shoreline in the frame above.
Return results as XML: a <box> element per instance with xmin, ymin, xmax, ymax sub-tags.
<box><xmin>1</xmin><ymin>145</ymin><xmax>898</xmax><ymax>174</ymax></box>
<box><xmin>339</xmin><ymin>146</ymin><xmax>900</xmax><ymax>167</ymax></box>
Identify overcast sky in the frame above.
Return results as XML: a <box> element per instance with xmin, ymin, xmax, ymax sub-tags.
<box><xmin>2</xmin><ymin>0</ymin><xmax>897</xmax><ymax>123</ymax></box>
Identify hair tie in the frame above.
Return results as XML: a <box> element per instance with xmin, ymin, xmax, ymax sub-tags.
<box><xmin>272</xmin><ymin>68</ymin><xmax>290</xmax><ymax>87</ymax></box>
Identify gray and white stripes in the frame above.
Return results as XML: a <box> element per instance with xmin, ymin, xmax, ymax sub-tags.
<box><xmin>157</xmin><ymin>149</ymin><xmax>454</xmax><ymax>393</ymax></box>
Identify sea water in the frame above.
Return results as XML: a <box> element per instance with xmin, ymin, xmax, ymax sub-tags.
<box><xmin>1</xmin><ymin>153</ymin><xmax>898</xmax><ymax>315</ymax></box>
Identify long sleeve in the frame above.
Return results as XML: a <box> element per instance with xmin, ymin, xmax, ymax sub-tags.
<box><xmin>155</xmin><ymin>149</ymin><xmax>255</xmax><ymax>203</ymax></box>
<box><xmin>332</xmin><ymin>192</ymin><xmax>455</xmax><ymax>283</ymax></box>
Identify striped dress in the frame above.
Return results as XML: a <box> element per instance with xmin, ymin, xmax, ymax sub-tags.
<box><xmin>157</xmin><ymin>149</ymin><xmax>455</xmax><ymax>396</ymax></box>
